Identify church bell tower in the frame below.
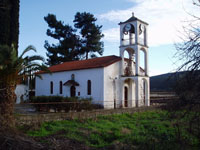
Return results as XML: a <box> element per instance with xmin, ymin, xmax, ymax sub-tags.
<box><xmin>118</xmin><ymin>13</ymin><xmax>150</xmax><ymax>107</ymax></box>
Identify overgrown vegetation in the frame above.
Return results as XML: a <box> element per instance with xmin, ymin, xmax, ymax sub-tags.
<box><xmin>30</xmin><ymin>96</ymin><xmax>102</xmax><ymax>112</ymax></box>
<box><xmin>167</xmin><ymin>2</ymin><xmax>200</xmax><ymax>143</ymax></box>
<box><xmin>25</xmin><ymin>110</ymin><xmax>200</xmax><ymax>149</ymax></box>
<box><xmin>0</xmin><ymin>45</ymin><xmax>47</xmax><ymax>128</ymax></box>
<box><xmin>30</xmin><ymin>96</ymin><xmax>92</xmax><ymax>103</ymax></box>
<box><xmin>174</xmin><ymin>0</ymin><xmax>200</xmax><ymax>107</ymax></box>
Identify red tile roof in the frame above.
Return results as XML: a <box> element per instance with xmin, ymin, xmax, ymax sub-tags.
<box><xmin>37</xmin><ymin>55</ymin><xmax>121</xmax><ymax>74</ymax></box>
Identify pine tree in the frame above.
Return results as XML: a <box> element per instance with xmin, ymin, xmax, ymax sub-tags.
<box><xmin>74</xmin><ymin>12</ymin><xmax>104</xmax><ymax>59</ymax></box>
<box><xmin>44</xmin><ymin>12</ymin><xmax>104</xmax><ymax>65</ymax></box>
<box><xmin>44</xmin><ymin>14</ymin><xmax>81</xmax><ymax>66</ymax></box>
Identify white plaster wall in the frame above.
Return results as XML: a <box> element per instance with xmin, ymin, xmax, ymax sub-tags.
<box><xmin>123</xmin><ymin>60</ymin><xmax>144</xmax><ymax>76</ymax></box>
<box><xmin>131</xmin><ymin>82</ymin><xmax>136</xmax><ymax>107</ymax></box>
<box><xmin>15</xmin><ymin>84</ymin><xmax>29</xmax><ymax>104</ymax></box>
<box><xmin>126</xmin><ymin>81</ymin><xmax>136</xmax><ymax>108</ymax></box>
<box><xmin>103</xmin><ymin>59</ymin><xmax>144</xmax><ymax>109</ymax></box>
<box><xmin>137</xmin><ymin>77</ymin><xmax>150</xmax><ymax>107</ymax></box>
<box><xmin>139</xmin><ymin>79</ymin><xmax>145</xmax><ymax>106</ymax></box>
<box><xmin>36</xmin><ymin>68</ymin><xmax>104</xmax><ymax>104</ymax></box>
<box><xmin>103</xmin><ymin>61</ymin><xmax>120</xmax><ymax>109</ymax></box>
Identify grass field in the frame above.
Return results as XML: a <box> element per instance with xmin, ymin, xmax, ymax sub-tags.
<box><xmin>26</xmin><ymin>110</ymin><xmax>200</xmax><ymax>149</ymax></box>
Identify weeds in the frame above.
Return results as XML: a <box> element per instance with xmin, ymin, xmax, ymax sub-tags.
<box><xmin>26</xmin><ymin>110</ymin><xmax>200</xmax><ymax>149</ymax></box>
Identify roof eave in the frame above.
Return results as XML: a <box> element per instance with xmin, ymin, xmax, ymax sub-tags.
<box><xmin>119</xmin><ymin>18</ymin><xmax>148</xmax><ymax>25</ymax></box>
<box><xmin>35</xmin><ymin>57</ymin><xmax>121</xmax><ymax>75</ymax></box>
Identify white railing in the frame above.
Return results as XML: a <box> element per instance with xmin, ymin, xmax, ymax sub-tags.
<box><xmin>122</xmin><ymin>37</ymin><xmax>135</xmax><ymax>46</ymax></box>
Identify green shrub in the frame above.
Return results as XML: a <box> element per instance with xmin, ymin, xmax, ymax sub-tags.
<box><xmin>29</xmin><ymin>96</ymin><xmax>101</xmax><ymax>112</ymax></box>
<box><xmin>30</xmin><ymin>96</ymin><xmax>92</xmax><ymax>103</ymax></box>
<box><xmin>30</xmin><ymin>96</ymin><xmax>65</xmax><ymax>103</ymax></box>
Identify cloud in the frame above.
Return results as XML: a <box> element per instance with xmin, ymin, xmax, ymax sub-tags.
<box><xmin>103</xmin><ymin>28</ymin><xmax>119</xmax><ymax>43</ymax></box>
<box><xmin>149</xmin><ymin>69</ymin><xmax>166</xmax><ymax>76</ymax></box>
<box><xmin>99</xmin><ymin>0</ymin><xmax>200</xmax><ymax>47</ymax></box>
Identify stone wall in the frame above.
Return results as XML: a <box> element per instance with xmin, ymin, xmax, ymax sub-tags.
<box><xmin>15</xmin><ymin>106</ymin><xmax>159</xmax><ymax>126</ymax></box>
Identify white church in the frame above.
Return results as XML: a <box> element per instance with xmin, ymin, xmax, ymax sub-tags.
<box><xmin>36</xmin><ymin>14</ymin><xmax>150</xmax><ymax>109</ymax></box>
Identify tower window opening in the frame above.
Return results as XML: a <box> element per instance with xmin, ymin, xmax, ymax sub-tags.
<box><xmin>138</xmin><ymin>24</ymin><xmax>145</xmax><ymax>45</ymax></box>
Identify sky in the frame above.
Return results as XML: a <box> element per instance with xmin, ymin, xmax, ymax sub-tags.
<box><xmin>19</xmin><ymin>0</ymin><xmax>200</xmax><ymax>76</ymax></box>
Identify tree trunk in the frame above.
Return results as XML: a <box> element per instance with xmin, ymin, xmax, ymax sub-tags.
<box><xmin>86</xmin><ymin>52</ymin><xmax>88</xmax><ymax>60</ymax></box>
<box><xmin>0</xmin><ymin>84</ymin><xmax>16</xmax><ymax>129</ymax></box>
<box><xmin>10</xmin><ymin>0</ymin><xmax>20</xmax><ymax>52</ymax></box>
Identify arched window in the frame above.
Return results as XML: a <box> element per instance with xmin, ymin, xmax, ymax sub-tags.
<box><xmin>87</xmin><ymin>80</ymin><xmax>91</xmax><ymax>95</ymax></box>
<box><xmin>59</xmin><ymin>81</ymin><xmax>63</xmax><ymax>94</ymax></box>
<box><xmin>124</xmin><ymin>86</ymin><xmax>128</xmax><ymax>107</ymax></box>
<box><xmin>71</xmin><ymin>74</ymin><xmax>75</xmax><ymax>80</ymax></box>
<box><xmin>50</xmin><ymin>81</ymin><xmax>53</xmax><ymax>94</ymax></box>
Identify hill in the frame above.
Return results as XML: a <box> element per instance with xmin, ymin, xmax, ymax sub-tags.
<box><xmin>150</xmin><ymin>72</ymin><xmax>178</xmax><ymax>92</ymax></box>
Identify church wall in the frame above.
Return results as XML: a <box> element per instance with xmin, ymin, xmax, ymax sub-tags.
<box><xmin>136</xmin><ymin>76</ymin><xmax>150</xmax><ymax>107</ymax></box>
<box><xmin>103</xmin><ymin>61</ymin><xmax>120</xmax><ymax>109</ymax></box>
<box><xmin>35</xmin><ymin>68</ymin><xmax>104</xmax><ymax>104</ymax></box>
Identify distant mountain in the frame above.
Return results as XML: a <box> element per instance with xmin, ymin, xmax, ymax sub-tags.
<box><xmin>150</xmin><ymin>72</ymin><xmax>179</xmax><ymax>92</ymax></box>
<box><xmin>150</xmin><ymin>71</ymin><xmax>200</xmax><ymax>92</ymax></box>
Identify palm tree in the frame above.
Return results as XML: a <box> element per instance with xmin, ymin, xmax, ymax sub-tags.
<box><xmin>0</xmin><ymin>44</ymin><xmax>47</xmax><ymax>128</ymax></box>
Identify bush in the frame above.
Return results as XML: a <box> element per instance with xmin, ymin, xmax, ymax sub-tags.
<box><xmin>29</xmin><ymin>96</ymin><xmax>101</xmax><ymax>112</ymax></box>
<box><xmin>30</xmin><ymin>96</ymin><xmax>92</xmax><ymax>103</ymax></box>
<box><xmin>30</xmin><ymin>96</ymin><xmax>65</xmax><ymax>103</ymax></box>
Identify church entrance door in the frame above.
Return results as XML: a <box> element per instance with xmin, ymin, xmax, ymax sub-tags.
<box><xmin>70</xmin><ymin>86</ymin><xmax>76</xmax><ymax>97</ymax></box>
<box><xmin>124</xmin><ymin>87</ymin><xmax>128</xmax><ymax>107</ymax></box>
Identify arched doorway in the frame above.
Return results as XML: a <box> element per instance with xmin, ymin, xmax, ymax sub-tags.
<box><xmin>124</xmin><ymin>86</ymin><xmax>128</xmax><ymax>107</ymax></box>
<box><xmin>70</xmin><ymin>86</ymin><xmax>76</xmax><ymax>97</ymax></box>
<box><xmin>123</xmin><ymin>78</ymin><xmax>136</xmax><ymax>108</ymax></box>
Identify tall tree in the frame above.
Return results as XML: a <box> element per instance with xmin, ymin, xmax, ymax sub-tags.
<box><xmin>44</xmin><ymin>14</ymin><xmax>81</xmax><ymax>66</ymax></box>
<box><xmin>174</xmin><ymin>0</ymin><xmax>200</xmax><ymax>107</ymax></box>
<box><xmin>10</xmin><ymin>0</ymin><xmax>20</xmax><ymax>51</ymax></box>
<box><xmin>0</xmin><ymin>0</ymin><xmax>20</xmax><ymax>52</ymax></box>
<box><xmin>44</xmin><ymin>12</ymin><xmax>104</xmax><ymax>65</ymax></box>
<box><xmin>74</xmin><ymin>12</ymin><xmax>104</xmax><ymax>59</ymax></box>
<box><xmin>0</xmin><ymin>0</ymin><xmax>11</xmax><ymax>46</ymax></box>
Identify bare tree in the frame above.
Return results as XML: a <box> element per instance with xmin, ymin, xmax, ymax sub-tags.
<box><xmin>174</xmin><ymin>0</ymin><xmax>200</xmax><ymax>107</ymax></box>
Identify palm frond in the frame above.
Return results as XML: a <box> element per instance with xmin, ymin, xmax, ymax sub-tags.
<box><xmin>0</xmin><ymin>44</ymin><xmax>50</xmax><ymax>83</ymax></box>
<box><xmin>19</xmin><ymin>45</ymin><xmax>37</xmax><ymax>59</ymax></box>
<box><xmin>25</xmin><ymin>55</ymin><xmax>44</xmax><ymax>62</ymax></box>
